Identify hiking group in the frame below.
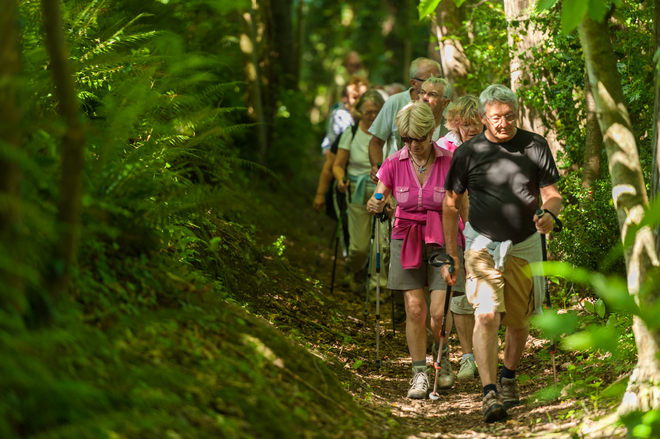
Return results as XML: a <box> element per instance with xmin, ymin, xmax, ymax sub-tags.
<box><xmin>313</xmin><ymin>54</ymin><xmax>562</xmax><ymax>423</ymax></box>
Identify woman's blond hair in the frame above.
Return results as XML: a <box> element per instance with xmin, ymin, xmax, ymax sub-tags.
<box><xmin>395</xmin><ymin>101</ymin><xmax>435</xmax><ymax>139</ymax></box>
<box><xmin>444</xmin><ymin>95</ymin><xmax>480</xmax><ymax>132</ymax></box>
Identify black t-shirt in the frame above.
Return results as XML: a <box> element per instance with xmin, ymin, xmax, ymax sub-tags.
<box><xmin>444</xmin><ymin>128</ymin><xmax>560</xmax><ymax>244</ymax></box>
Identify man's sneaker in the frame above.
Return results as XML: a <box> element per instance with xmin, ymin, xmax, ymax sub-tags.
<box><xmin>482</xmin><ymin>390</ymin><xmax>507</xmax><ymax>423</ymax></box>
<box><xmin>437</xmin><ymin>355</ymin><xmax>455</xmax><ymax>389</ymax></box>
<box><xmin>349</xmin><ymin>268</ymin><xmax>366</xmax><ymax>294</ymax></box>
<box><xmin>457</xmin><ymin>355</ymin><xmax>477</xmax><ymax>380</ymax></box>
<box><xmin>407</xmin><ymin>371</ymin><xmax>430</xmax><ymax>399</ymax></box>
<box><xmin>498</xmin><ymin>377</ymin><xmax>520</xmax><ymax>408</ymax></box>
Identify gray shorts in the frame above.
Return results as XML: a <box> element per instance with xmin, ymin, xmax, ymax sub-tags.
<box><xmin>388</xmin><ymin>239</ymin><xmax>466</xmax><ymax>293</ymax></box>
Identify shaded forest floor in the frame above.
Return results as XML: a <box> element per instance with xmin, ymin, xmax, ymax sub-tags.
<box><xmin>249</xmin><ymin>184</ymin><xmax>632</xmax><ymax>438</ymax></box>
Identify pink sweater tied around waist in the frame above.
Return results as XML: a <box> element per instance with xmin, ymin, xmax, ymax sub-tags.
<box><xmin>396</xmin><ymin>209</ymin><xmax>465</xmax><ymax>270</ymax></box>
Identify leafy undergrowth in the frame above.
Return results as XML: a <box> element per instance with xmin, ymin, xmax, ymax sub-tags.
<box><xmin>0</xmin><ymin>183</ymin><xmax>403</xmax><ymax>438</ymax></box>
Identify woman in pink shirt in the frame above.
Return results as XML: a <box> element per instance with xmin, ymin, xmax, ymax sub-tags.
<box><xmin>366</xmin><ymin>101</ymin><xmax>469</xmax><ymax>400</ymax></box>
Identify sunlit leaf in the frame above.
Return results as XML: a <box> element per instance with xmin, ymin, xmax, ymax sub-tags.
<box><xmin>561</xmin><ymin>0</ymin><xmax>588</xmax><ymax>34</ymax></box>
<box><xmin>533</xmin><ymin>309</ymin><xmax>578</xmax><ymax>340</ymax></box>
<box><xmin>563</xmin><ymin>325</ymin><xmax>621</xmax><ymax>353</ymax></box>
<box><xmin>536</xmin><ymin>0</ymin><xmax>558</xmax><ymax>12</ymax></box>
<box><xmin>583</xmin><ymin>300</ymin><xmax>595</xmax><ymax>314</ymax></box>
<box><xmin>418</xmin><ymin>0</ymin><xmax>441</xmax><ymax>20</ymax></box>
<box><xmin>595</xmin><ymin>299</ymin><xmax>606</xmax><ymax>318</ymax></box>
<box><xmin>352</xmin><ymin>360</ymin><xmax>363</xmax><ymax>369</ymax></box>
<box><xmin>453</xmin><ymin>0</ymin><xmax>467</xmax><ymax>7</ymax></box>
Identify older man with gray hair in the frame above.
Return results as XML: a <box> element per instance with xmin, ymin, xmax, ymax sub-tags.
<box><xmin>441</xmin><ymin>84</ymin><xmax>562</xmax><ymax>422</ymax></box>
<box><xmin>368</xmin><ymin>57</ymin><xmax>444</xmax><ymax>183</ymax></box>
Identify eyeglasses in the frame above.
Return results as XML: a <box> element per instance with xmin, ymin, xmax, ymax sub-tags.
<box><xmin>412</xmin><ymin>77</ymin><xmax>426</xmax><ymax>83</ymax></box>
<box><xmin>363</xmin><ymin>110</ymin><xmax>379</xmax><ymax>117</ymax></box>
<box><xmin>401</xmin><ymin>135</ymin><xmax>428</xmax><ymax>143</ymax></box>
<box><xmin>487</xmin><ymin>113</ymin><xmax>516</xmax><ymax>125</ymax></box>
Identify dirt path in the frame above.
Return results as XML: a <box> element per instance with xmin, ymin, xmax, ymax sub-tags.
<box><xmin>275</xmin><ymin>210</ymin><xmax>627</xmax><ymax>438</ymax></box>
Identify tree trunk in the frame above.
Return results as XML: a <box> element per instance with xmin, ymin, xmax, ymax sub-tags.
<box><xmin>578</xmin><ymin>14</ymin><xmax>660</xmax><ymax>414</ymax></box>
<box><xmin>269</xmin><ymin>0</ymin><xmax>296</xmax><ymax>90</ymax></box>
<box><xmin>430</xmin><ymin>0</ymin><xmax>471</xmax><ymax>97</ymax></box>
<box><xmin>582</xmin><ymin>67</ymin><xmax>602</xmax><ymax>201</ymax></box>
<box><xmin>652</xmin><ymin>0</ymin><xmax>660</xmax><ymax>256</ymax></box>
<box><xmin>503</xmin><ymin>0</ymin><xmax>562</xmax><ymax>158</ymax></box>
<box><xmin>0</xmin><ymin>0</ymin><xmax>24</xmax><ymax>313</ymax></box>
<box><xmin>241</xmin><ymin>2</ymin><xmax>268</xmax><ymax>165</ymax></box>
<box><xmin>41</xmin><ymin>0</ymin><xmax>86</xmax><ymax>300</ymax></box>
<box><xmin>294</xmin><ymin>0</ymin><xmax>304</xmax><ymax>85</ymax></box>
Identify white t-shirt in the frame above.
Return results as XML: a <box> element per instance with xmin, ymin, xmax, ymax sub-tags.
<box><xmin>339</xmin><ymin>126</ymin><xmax>373</xmax><ymax>177</ymax></box>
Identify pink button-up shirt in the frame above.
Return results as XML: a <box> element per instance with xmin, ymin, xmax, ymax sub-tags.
<box><xmin>378</xmin><ymin>142</ymin><xmax>464</xmax><ymax>269</ymax></box>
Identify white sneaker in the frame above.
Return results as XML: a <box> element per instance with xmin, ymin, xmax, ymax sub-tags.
<box><xmin>407</xmin><ymin>371</ymin><xmax>430</xmax><ymax>399</ymax></box>
<box><xmin>457</xmin><ymin>355</ymin><xmax>477</xmax><ymax>380</ymax></box>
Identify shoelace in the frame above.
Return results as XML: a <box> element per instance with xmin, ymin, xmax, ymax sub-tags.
<box><xmin>409</xmin><ymin>372</ymin><xmax>429</xmax><ymax>390</ymax></box>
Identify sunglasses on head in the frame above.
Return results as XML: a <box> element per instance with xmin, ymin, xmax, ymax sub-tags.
<box><xmin>401</xmin><ymin>134</ymin><xmax>428</xmax><ymax>143</ymax></box>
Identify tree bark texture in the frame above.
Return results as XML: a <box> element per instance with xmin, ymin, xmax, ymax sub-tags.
<box><xmin>582</xmin><ymin>67</ymin><xmax>602</xmax><ymax>200</ymax></box>
<box><xmin>41</xmin><ymin>0</ymin><xmax>86</xmax><ymax>299</ymax></box>
<box><xmin>0</xmin><ymin>0</ymin><xmax>25</xmax><ymax>311</ymax></box>
<box><xmin>430</xmin><ymin>0</ymin><xmax>471</xmax><ymax>97</ymax></box>
<box><xmin>652</xmin><ymin>0</ymin><xmax>660</xmax><ymax>256</ymax></box>
<box><xmin>578</xmin><ymin>15</ymin><xmax>660</xmax><ymax>414</ymax></box>
<box><xmin>503</xmin><ymin>0</ymin><xmax>562</xmax><ymax>158</ymax></box>
<box><xmin>241</xmin><ymin>2</ymin><xmax>268</xmax><ymax>165</ymax></box>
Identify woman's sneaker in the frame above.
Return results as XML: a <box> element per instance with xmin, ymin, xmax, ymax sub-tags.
<box><xmin>407</xmin><ymin>371</ymin><xmax>430</xmax><ymax>399</ymax></box>
<box><xmin>498</xmin><ymin>377</ymin><xmax>520</xmax><ymax>408</ymax></box>
<box><xmin>457</xmin><ymin>355</ymin><xmax>477</xmax><ymax>380</ymax></box>
<box><xmin>482</xmin><ymin>390</ymin><xmax>507</xmax><ymax>422</ymax></box>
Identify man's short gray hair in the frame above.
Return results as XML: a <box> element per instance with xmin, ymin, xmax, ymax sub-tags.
<box><xmin>422</xmin><ymin>77</ymin><xmax>452</xmax><ymax>99</ymax></box>
<box><xmin>478</xmin><ymin>84</ymin><xmax>518</xmax><ymax>115</ymax></box>
<box><xmin>409</xmin><ymin>57</ymin><xmax>442</xmax><ymax>80</ymax></box>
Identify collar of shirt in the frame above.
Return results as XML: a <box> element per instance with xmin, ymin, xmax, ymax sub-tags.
<box><xmin>398</xmin><ymin>141</ymin><xmax>452</xmax><ymax>161</ymax></box>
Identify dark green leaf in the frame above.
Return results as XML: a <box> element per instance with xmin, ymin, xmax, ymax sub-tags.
<box><xmin>587</xmin><ymin>0</ymin><xmax>609</xmax><ymax>22</ymax></box>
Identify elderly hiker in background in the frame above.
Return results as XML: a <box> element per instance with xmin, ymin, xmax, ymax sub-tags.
<box><xmin>419</xmin><ymin>87</ymin><xmax>480</xmax><ymax>381</ymax></box>
<box><xmin>386</xmin><ymin>82</ymin><xmax>406</xmax><ymax>97</ymax></box>
<box><xmin>442</xmin><ymin>84</ymin><xmax>562</xmax><ymax>422</ymax></box>
<box><xmin>419</xmin><ymin>77</ymin><xmax>452</xmax><ymax>140</ymax></box>
<box><xmin>314</xmin><ymin>76</ymin><xmax>370</xmax><ymax>213</ymax></box>
<box><xmin>320</xmin><ymin>75</ymin><xmax>369</xmax><ymax>156</ymax></box>
<box><xmin>367</xmin><ymin>102</ymin><xmax>469</xmax><ymax>399</ymax></box>
<box><xmin>368</xmin><ymin>57</ymin><xmax>443</xmax><ymax>184</ymax></box>
<box><xmin>333</xmin><ymin>90</ymin><xmax>391</xmax><ymax>295</ymax></box>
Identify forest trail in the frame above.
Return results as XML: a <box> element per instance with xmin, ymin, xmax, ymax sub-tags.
<box><xmin>266</xmin><ymin>202</ymin><xmax>628</xmax><ymax>438</ymax></box>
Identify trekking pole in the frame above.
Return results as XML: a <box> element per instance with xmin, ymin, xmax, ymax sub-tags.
<box><xmin>536</xmin><ymin>208</ymin><xmax>563</xmax><ymax>386</ymax></box>
<box><xmin>373</xmin><ymin>193</ymin><xmax>389</xmax><ymax>369</ymax></box>
<box><xmin>329</xmin><ymin>221</ymin><xmax>340</xmax><ymax>296</ymax></box>
<box><xmin>363</xmin><ymin>213</ymin><xmax>376</xmax><ymax>324</ymax></box>
<box><xmin>427</xmin><ymin>256</ymin><xmax>455</xmax><ymax>401</ymax></box>
<box><xmin>330</xmin><ymin>177</ymin><xmax>349</xmax><ymax>295</ymax></box>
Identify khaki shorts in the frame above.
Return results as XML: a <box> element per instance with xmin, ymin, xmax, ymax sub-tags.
<box><xmin>464</xmin><ymin>248</ymin><xmax>534</xmax><ymax>328</ymax></box>
<box><xmin>450</xmin><ymin>294</ymin><xmax>474</xmax><ymax>315</ymax></box>
<box><xmin>388</xmin><ymin>239</ymin><xmax>466</xmax><ymax>293</ymax></box>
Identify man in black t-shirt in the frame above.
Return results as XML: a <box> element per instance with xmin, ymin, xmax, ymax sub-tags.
<box><xmin>441</xmin><ymin>84</ymin><xmax>562</xmax><ymax>423</ymax></box>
